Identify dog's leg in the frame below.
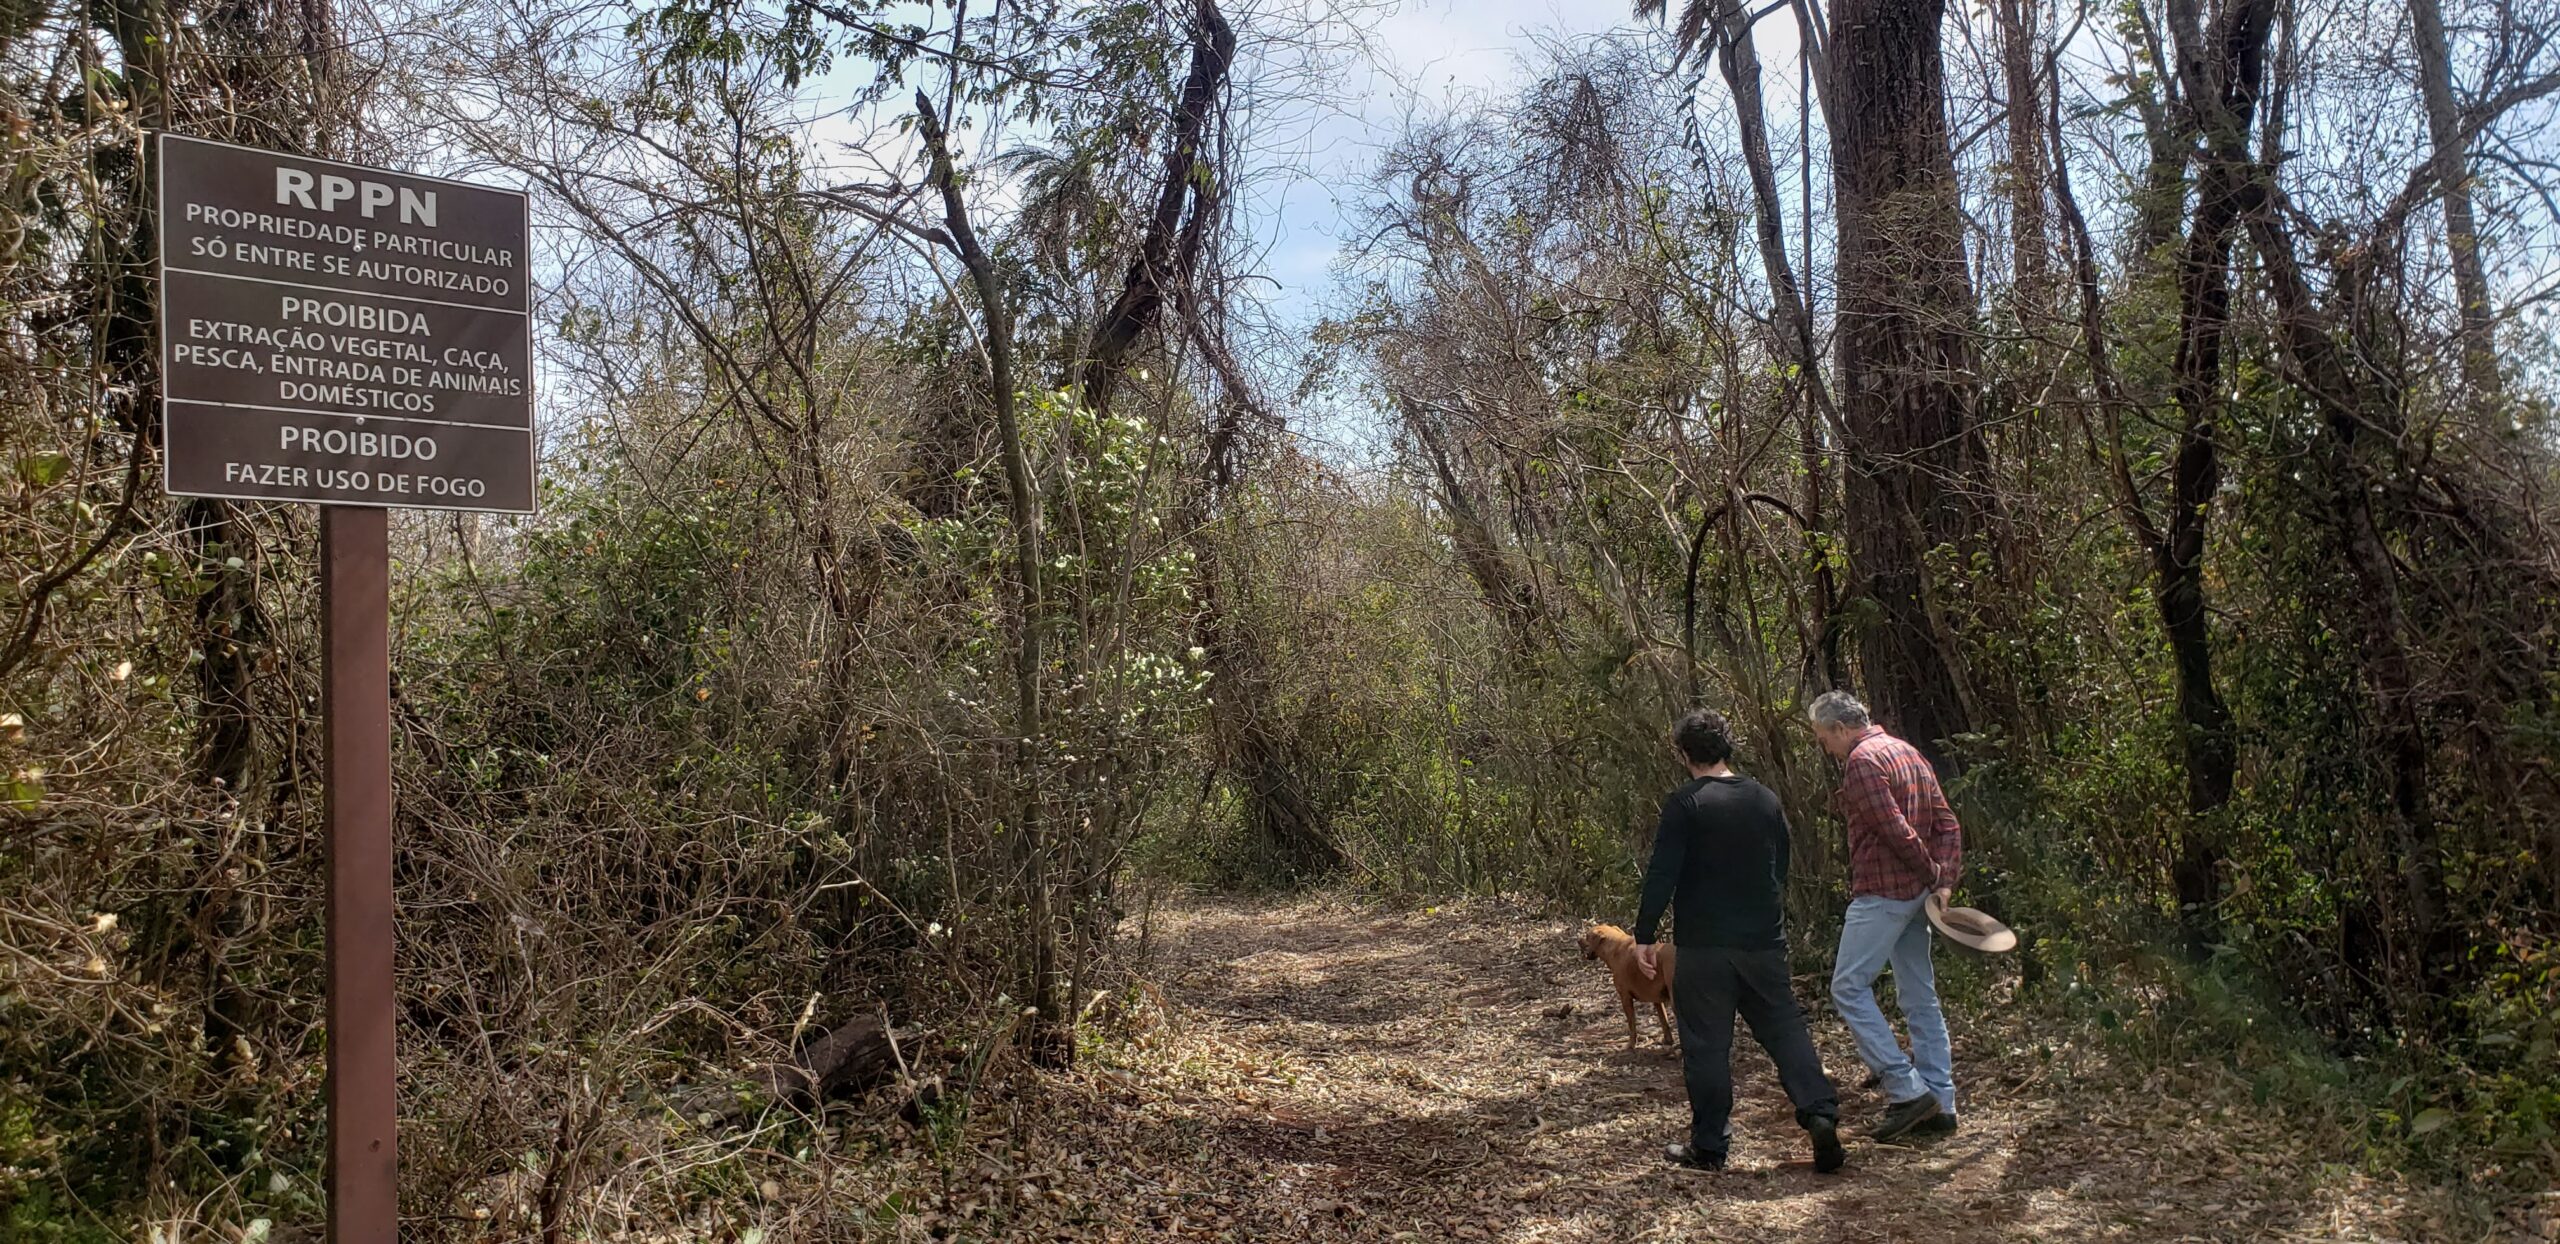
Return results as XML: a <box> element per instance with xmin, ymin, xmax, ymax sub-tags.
<box><xmin>1622</xmin><ymin>993</ymin><xmax>1639</xmax><ymax>1048</ymax></box>
<box><xmin>1655</xmin><ymin>1000</ymin><xmax>1676</xmax><ymax>1048</ymax></box>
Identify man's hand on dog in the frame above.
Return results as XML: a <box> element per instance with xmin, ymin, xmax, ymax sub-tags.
<box><xmin>1634</xmin><ymin>942</ymin><xmax>1661</xmax><ymax>980</ymax></box>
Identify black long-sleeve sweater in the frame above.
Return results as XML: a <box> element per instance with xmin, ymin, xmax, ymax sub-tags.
<box><xmin>1632</xmin><ymin>773</ymin><xmax>1792</xmax><ymax>951</ymax></box>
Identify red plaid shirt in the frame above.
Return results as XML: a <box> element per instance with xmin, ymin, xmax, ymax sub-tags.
<box><xmin>1837</xmin><ymin>726</ymin><xmax>1963</xmax><ymax>900</ymax></box>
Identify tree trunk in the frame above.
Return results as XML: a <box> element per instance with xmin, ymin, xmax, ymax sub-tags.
<box><xmin>1078</xmin><ymin>0</ymin><xmax>1234</xmax><ymax>413</ymax></box>
<box><xmin>2153</xmin><ymin>0</ymin><xmax>2271</xmax><ymax>954</ymax></box>
<box><xmin>1825</xmin><ymin>0</ymin><xmax>1985</xmax><ymax>768</ymax></box>
<box><xmin>1068</xmin><ymin>0</ymin><xmax>1328</xmax><ymax>875</ymax></box>
<box><xmin>2409</xmin><ymin>0</ymin><xmax>2498</xmax><ymax>398</ymax></box>
<box><xmin>918</xmin><ymin>94</ymin><xmax>1065</xmax><ymax>1065</ymax></box>
<box><xmin>2126</xmin><ymin>0</ymin><xmax>2190</xmax><ymax>269</ymax></box>
<box><xmin>1994</xmin><ymin>0</ymin><xmax>2051</xmax><ymax>314</ymax></box>
<box><xmin>1402</xmin><ymin>396</ymin><xmax>1541</xmax><ymax>648</ymax></box>
<box><xmin>1712</xmin><ymin>0</ymin><xmax>1829</xmax><ymax>423</ymax></box>
<box><xmin>1196</xmin><ymin>533</ymin><xmax>1337</xmax><ymax>876</ymax></box>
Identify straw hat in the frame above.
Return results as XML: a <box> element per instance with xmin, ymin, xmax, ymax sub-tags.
<box><xmin>1925</xmin><ymin>892</ymin><xmax>2018</xmax><ymax>953</ymax></box>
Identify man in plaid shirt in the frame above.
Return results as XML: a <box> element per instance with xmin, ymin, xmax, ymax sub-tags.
<box><xmin>1811</xmin><ymin>690</ymin><xmax>1962</xmax><ymax>1141</ymax></box>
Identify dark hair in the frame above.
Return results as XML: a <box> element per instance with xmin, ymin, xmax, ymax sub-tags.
<box><xmin>1673</xmin><ymin>709</ymin><xmax>1734</xmax><ymax>766</ymax></box>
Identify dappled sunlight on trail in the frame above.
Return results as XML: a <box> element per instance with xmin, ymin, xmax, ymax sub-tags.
<box><xmin>988</xmin><ymin>898</ymin><xmax>2495</xmax><ymax>1244</ymax></box>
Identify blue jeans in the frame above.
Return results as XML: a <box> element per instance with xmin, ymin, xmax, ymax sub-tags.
<box><xmin>1831</xmin><ymin>894</ymin><xmax>1956</xmax><ymax>1112</ymax></box>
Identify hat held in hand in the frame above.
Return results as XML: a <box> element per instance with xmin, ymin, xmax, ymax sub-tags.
<box><xmin>1926</xmin><ymin>891</ymin><xmax>2017</xmax><ymax>953</ymax></box>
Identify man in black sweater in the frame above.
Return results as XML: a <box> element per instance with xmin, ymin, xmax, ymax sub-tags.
<box><xmin>1631</xmin><ymin>709</ymin><xmax>1845</xmax><ymax>1172</ymax></box>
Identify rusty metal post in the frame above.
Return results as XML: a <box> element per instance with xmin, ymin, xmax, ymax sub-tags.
<box><xmin>322</xmin><ymin>504</ymin><xmax>396</xmax><ymax>1241</ymax></box>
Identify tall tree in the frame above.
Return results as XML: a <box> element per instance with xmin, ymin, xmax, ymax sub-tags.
<box><xmin>1995</xmin><ymin>0</ymin><xmax>2053</xmax><ymax>314</ymax></box>
<box><xmin>2150</xmin><ymin>0</ymin><xmax>2270</xmax><ymax>953</ymax></box>
<box><xmin>1824</xmin><ymin>0</ymin><xmax>1988</xmax><ymax>766</ymax></box>
<box><xmin>2409</xmin><ymin>0</ymin><xmax>2499</xmax><ymax>398</ymax></box>
<box><xmin>1077</xmin><ymin>0</ymin><xmax>1236</xmax><ymax>414</ymax></box>
<box><xmin>912</xmin><ymin>91</ymin><xmax>1062</xmax><ymax>1059</ymax></box>
<box><xmin>2057</xmin><ymin>0</ymin><xmax>2271</xmax><ymax>955</ymax></box>
<box><xmin>1061</xmin><ymin>0</ymin><xmax>1337</xmax><ymax>873</ymax></box>
<box><xmin>2190</xmin><ymin>0</ymin><xmax>2560</xmax><ymax>987</ymax></box>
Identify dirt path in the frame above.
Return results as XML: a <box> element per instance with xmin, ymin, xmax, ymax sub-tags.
<box><xmin>940</xmin><ymin>897</ymin><xmax>2503</xmax><ymax>1243</ymax></box>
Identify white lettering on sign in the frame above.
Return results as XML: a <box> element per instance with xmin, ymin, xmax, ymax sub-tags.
<box><xmin>277</xmin><ymin>381</ymin><xmax>438</xmax><ymax>413</ymax></box>
<box><xmin>173</xmin><ymin>343</ymin><xmax>264</xmax><ymax>372</ymax></box>
<box><xmin>161</xmin><ymin>134</ymin><xmax>536</xmax><ymax>512</ymax></box>
<box><xmin>279</xmin><ymin>295</ymin><xmax>432</xmax><ymax>336</ymax></box>
<box><xmin>280</xmin><ymin>425</ymin><xmax>441</xmax><ymax>460</ymax></box>
<box><xmin>225</xmin><ymin>461</ymin><xmax>314</xmax><ymax>487</ymax></box>
<box><xmin>274</xmin><ymin>166</ymin><xmax>438</xmax><ymax>227</ymax></box>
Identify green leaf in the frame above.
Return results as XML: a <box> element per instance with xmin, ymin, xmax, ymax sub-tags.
<box><xmin>17</xmin><ymin>453</ymin><xmax>69</xmax><ymax>487</ymax></box>
<box><xmin>2410</xmin><ymin>1107</ymin><xmax>2453</xmax><ymax>1136</ymax></box>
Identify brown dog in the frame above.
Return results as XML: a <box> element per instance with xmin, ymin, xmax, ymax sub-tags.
<box><xmin>1579</xmin><ymin>924</ymin><xmax>1677</xmax><ymax>1050</ymax></box>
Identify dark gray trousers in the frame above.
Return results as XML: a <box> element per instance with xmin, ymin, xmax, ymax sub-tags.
<box><xmin>1672</xmin><ymin>944</ymin><xmax>1840</xmax><ymax>1155</ymax></box>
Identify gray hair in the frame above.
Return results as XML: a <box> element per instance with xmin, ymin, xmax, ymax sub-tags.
<box><xmin>1808</xmin><ymin>690</ymin><xmax>1870</xmax><ymax>730</ymax></box>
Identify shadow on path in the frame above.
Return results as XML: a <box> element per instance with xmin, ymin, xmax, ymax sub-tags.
<box><xmin>1014</xmin><ymin>896</ymin><xmax>2485</xmax><ymax>1243</ymax></box>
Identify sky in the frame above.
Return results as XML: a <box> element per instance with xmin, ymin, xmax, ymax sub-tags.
<box><xmin>478</xmin><ymin>0</ymin><xmax>1698</xmax><ymax>466</ymax></box>
<box><xmin>778</xmin><ymin>0</ymin><xmax>1683</xmax><ymax>455</ymax></box>
<box><xmin>1227</xmin><ymin>0</ymin><xmax>1823</xmax><ymax>333</ymax></box>
<box><xmin>1242</xmin><ymin>0</ymin><xmax>1637</xmax><ymax>322</ymax></box>
<box><xmin>783</xmin><ymin>0</ymin><xmax>1831</xmax><ymax>331</ymax></box>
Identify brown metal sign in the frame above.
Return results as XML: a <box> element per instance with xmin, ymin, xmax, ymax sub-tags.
<box><xmin>159</xmin><ymin>134</ymin><xmax>536</xmax><ymax>512</ymax></box>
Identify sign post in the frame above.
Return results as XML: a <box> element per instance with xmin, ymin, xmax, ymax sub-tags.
<box><xmin>320</xmin><ymin>504</ymin><xmax>394</xmax><ymax>1241</ymax></box>
<box><xmin>158</xmin><ymin>134</ymin><xmax>534</xmax><ymax>1242</ymax></box>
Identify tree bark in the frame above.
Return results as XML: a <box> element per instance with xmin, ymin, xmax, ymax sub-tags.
<box><xmin>1078</xmin><ymin>0</ymin><xmax>1234</xmax><ymax>414</ymax></box>
<box><xmin>2409</xmin><ymin>0</ymin><xmax>2498</xmax><ymax>397</ymax></box>
<box><xmin>1824</xmin><ymin>0</ymin><xmax>1985</xmax><ymax>768</ymax></box>
<box><xmin>1994</xmin><ymin>0</ymin><xmax>2051</xmax><ymax>313</ymax></box>
<box><xmin>2149</xmin><ymin>0</ymin><xmax>2272</xmax><ymax>953</ymax></box>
